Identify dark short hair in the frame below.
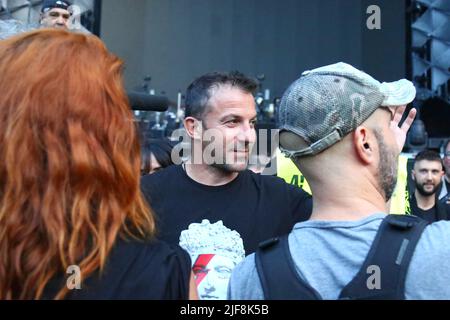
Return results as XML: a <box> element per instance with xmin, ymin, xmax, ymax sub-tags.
<box><xmin>414</xmin><ymin>149</ymin><xmax>443</xmax><ymax>168</ymax></box>
<box><xmin>184</xmin><ymin>71</ymin><xmax>258</xmax><ymax>119</ymax></box>
<box><xmin>442</xmin><ymin>138</ymin><xmax>450</xmax><ymax>153</ymax></box>
<box><xmin>141</xmin><ymin>138</ymin><xmax>174</xmax><ymax>173</ymax></box>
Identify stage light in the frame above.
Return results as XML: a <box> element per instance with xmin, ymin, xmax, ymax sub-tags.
<box><xmin>411</xmin><ymin>0</ymin><xmax>450</xmax><ymax>101</ymax></box>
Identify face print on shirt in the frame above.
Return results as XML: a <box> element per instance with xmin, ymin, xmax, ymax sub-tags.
<box><xmin>192</xmin><ymin>253</ymin><xmax>236</xmax><ymax>299</ymax></box>
<box><xmin>179</xmin><ymin>219</ymin><xmax>246</xmax><ymax>300</ymax></box>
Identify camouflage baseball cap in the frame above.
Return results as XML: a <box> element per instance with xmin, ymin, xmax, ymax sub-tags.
<box><xmin>278</xmin><ymin>62</ymin><xmax>416</xmax><ymax>158</ymax></box>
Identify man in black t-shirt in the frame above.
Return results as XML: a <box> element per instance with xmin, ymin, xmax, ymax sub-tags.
<box><xmin>141</xmin><ymin>71</ymin><xmax>312</xmax><ymax>300</ymax></box>
<box><xmin>410</xmin><ymin>150</ymin><xmax>450</xmax><ymax>222</ymax></box>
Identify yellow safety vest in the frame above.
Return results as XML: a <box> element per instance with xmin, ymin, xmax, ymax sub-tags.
<box><xmin>276</xmin><ymin>149</ymin><xmax>410</xmax><ymax>214</ymax></box>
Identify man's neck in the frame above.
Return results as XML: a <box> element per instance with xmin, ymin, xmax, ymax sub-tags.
<box><xmin>308</xmin><ymin>178</ymin><xmax>389</xmax><ymax>221</ymax></box>
<box><xmin>184</xmin><ymin>163</ymin><xmax>239</xmax><ymax>186</ymax></box>
<box><xmin>414</xmin><ymin>189</ymin><xmax>435</xmax><ymax>211</ymax></box>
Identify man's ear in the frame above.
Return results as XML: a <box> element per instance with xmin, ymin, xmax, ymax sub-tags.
<box><xmin>184</xmin><ymin>116</ymin><xmax>202</xmax><ymax>140</ymax></box>
<box><xmin>353</xmin><ymin>126</ymin><xmax>375</xmax><ymax>165</ymax></box>
<box><xmin>411</xmin><ymin>169</ymin><xmax>416</xmax><ymax>182</ymax></box>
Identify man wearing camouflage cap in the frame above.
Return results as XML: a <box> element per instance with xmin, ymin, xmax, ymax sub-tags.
<box><xmin>228</xmin><ymin>62</ymin><xmax>450</xmax><ymax>300</ymax></box>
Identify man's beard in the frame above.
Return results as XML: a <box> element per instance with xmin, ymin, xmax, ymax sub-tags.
<box><xmin>415</xmin><ymin>181</ymin><xmax>441</xmax><ymax>197</ymax></box>
<box><xmin>374</xmin><ymin>130</ymin><xmax>398</xmax><ymax>202</ymax></box>
<box><xmin>210</xmin><ymin>145</ymin><xmax>251</xmax><ymax>174</ymax></box>
<box><xmin>201</xmin><ymin>125</ymin><xmax>251</xmax><ymax>174</ymax></box>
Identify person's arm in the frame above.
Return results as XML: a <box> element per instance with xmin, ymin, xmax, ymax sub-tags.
<box><xmin>189</xmin><ymin>272</ymin><xmax>199</xmax><ymax>300</ymax></box>
<box><xmin>227</xmin><ymin>255</ymin><xmax>265</xmax><ymax>300</ymax></box>
<box><xmin>288</xmin><ymin>184</ymin><xmax>313</xmax><ymax>222</ymax></box>
<box><xmin>405</xmin><ymin>221</ymin><xmax>450</xmax><ymax>299</ymax></box>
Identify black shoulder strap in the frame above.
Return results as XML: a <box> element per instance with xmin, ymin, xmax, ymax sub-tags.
<box><xmin>255</xmin><ymin>236</ymin><xmax>322</xmax><ymax>300</ymax></box>
<box><xmin>339</xmin><ymin>214</ymin><xmax>429</xmax><ymax>300</ymax></box>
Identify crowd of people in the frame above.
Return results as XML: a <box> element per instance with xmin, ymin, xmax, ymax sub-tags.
<box><xmin>0</xmin><ymin>0</ymin><xmax>449</xmax><ymax>300</ymax></box>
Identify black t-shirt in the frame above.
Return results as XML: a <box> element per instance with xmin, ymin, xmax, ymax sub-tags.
<box><xmin>410</xmin><ymin>197</ymin><xmax>438</xmax><ymax>223</ymax></box>
<box><xmin>43</xmin><ymin>239</ymin><xmax>191</xmax><ymax>300</ymax></box>
<box><xmin>141</xmin><ymin>165</ymin><xmax>312</xmax><ymax>254</ymax></box>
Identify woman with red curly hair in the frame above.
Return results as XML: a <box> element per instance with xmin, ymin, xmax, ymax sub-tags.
<box><xmin>0</xmin><ymin>29</ymin><xmax>196</xmax><ymax>300</ymax></box>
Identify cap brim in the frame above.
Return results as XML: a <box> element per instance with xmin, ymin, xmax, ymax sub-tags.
<box><xmin>379</xmin><ymin>79</ymin><xmax>416</xmax><ymax>106</ymax></box>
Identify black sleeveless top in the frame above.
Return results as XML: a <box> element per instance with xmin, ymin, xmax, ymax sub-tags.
<box><xmin>43</xmin><ymin>239</ymin><xmax>191</xmax><ymax>300</ymax></box>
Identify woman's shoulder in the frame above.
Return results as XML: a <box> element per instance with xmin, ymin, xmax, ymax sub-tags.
<box><xmin>60</xmin><ymin>238</ymin><xmax>191</xmax><ymax>300</ymax></box>
<box><xmin>112</xmin><ymin>237</ymin><xmax>191</xmax><ymax>268</ymax></box>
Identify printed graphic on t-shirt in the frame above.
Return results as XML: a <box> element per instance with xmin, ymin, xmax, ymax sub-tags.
<box><xmin>179</xmin><ymin>219</ymin><xmax>245</xmax><ymax>300</ymax></box>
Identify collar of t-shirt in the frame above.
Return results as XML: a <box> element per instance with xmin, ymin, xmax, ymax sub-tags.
<box><xmin>292</xmin><ymin>213</ymin><xmax>387</xmax><ymax>230</ymax></box>
<box><xmin>179</xmin><ymin>165</ymin><xmax>246</xmax><ymax>192</ymax></box>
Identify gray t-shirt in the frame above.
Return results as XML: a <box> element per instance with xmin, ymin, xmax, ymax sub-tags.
<box><xmin>228</xmin><ymin>214</ymin><xmax>450</xmax><ymax>300</ymax></box>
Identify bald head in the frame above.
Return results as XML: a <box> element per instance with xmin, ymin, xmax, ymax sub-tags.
<box><xmin>280</xmin><ymin>106</ymin><xmax>400</xmax><ymax>203</ymax></box>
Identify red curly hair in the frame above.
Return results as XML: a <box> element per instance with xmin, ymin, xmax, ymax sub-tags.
<box><xmin>0</xmin><ymin>29</ymin><xmax>155</xmax><ymax>299</ymax></box>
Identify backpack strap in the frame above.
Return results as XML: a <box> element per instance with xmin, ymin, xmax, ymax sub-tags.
<box><xmin>339</xmin><ymin>214</ymin><xmax>428</xmax><ymax>300</ymax></box>
<box><xmin>255</xmin><ymin>236</ymin><xmax>322</xmax><ymax>300</ymax></box>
